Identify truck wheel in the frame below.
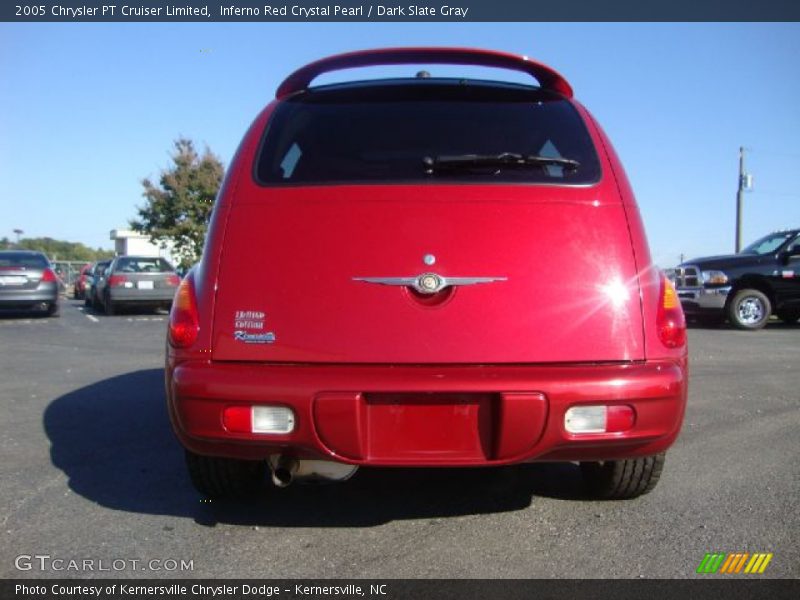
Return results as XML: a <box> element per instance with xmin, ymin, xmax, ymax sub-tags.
<box><xmin>727</xmin><ymin>289</ymin><xmax>771</xmax><ymax>330</ymax></box>
<box><xmin>580</xmin><ymin>453</ymin><xmax>665</xmax><ymax>500</ymax></box>
<box><xmin>776</xmin><ymin>309</ymin><xmax>800</xmax><ymax>324</ymax></box>
<box><xmin>185</xmin><ymin>450</ymin><xmax>267</xmax><ymax>499</ymax></box>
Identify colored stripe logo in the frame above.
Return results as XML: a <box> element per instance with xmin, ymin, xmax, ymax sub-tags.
<box><xmin>696</xmin><ymin>552</ymin><xmax>773</xmax><ymax>574</ymax></box>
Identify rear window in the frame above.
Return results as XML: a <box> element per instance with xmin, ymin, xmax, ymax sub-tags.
<box><xmin>255</xmin><ymin>82</ymin><xmax>601</xmax><ymax>186</ymax></box>
<box><xmin>114</xmin><ymin>257</ymin><xmax>175</xmax><ymax>273</ymax></box>
<box><xmin>0</xmin><ymin>253</ymin><xmax>48</xmax><ymax>269</ymax></box>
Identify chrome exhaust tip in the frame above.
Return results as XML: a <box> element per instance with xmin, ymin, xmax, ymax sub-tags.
<box><xmin>268</xmin><ymin>455</ymin><xmax>358</xmax><ymax>487</ymax></box>
<box><xmin>270</xmin><ymin>456</ymin><xmax>298</xmax><ymax>488</ymax></box>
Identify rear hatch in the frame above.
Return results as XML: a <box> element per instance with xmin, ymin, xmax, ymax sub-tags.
<box><xmin>211</xmin><ymin>82</ymin><xmax>644</xmax><ymax>364</ymax></box>
<box><xmin>211</xmin><ymin>186</ymin><xmax>643</xmax><ymax>363</ymax></box>
<box><xmin>0</xmin><ymin>253</ymin><xmax>48</xmax><ymax>292</ymax></box>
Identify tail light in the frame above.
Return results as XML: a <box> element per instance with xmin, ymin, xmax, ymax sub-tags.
<box><xmin>107</xmin><ymin>274</ymin><xmax>129</xmax><ymax>287</ymax></box>
<box><xmin>169</xmin><ymin>275</ymin><xmax>199</xmax><ymax>348</ymax></box>
<box><xmin>657</xmin><ymin>273</ymin><xmax>686</xmax><ymax>348</ymax></box>
<box><xmin>41</xmin><ymin>268</ymin><xmax>58</xmax><ymax>282</ymax></box>
<box><xmin>564</xmin><ymin>405</ymin><xmax>635</xmax><ymax>434</ymax></box>
<box><xmin>223</xmin><ymin>406</ymin><xmax>296</xmax><ymax>434</ymax></box>
<box><xmin>166</xmin><ymin>274</ymin><xmax>181</xmax><ymax>287</ymax></box>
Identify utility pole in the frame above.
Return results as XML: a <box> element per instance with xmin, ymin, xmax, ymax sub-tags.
<box><xmin>735</xmin><ymin>147</ymin><xmax>753</xmax><ymax>253</ymax></box>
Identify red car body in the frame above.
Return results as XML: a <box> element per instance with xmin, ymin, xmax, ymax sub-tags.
<box><xmin>73</xmin><ymin>263</ymin><xmax>92</xmax><ymax>299</ymax></box>
<box><xmin>166</xmin><ymin>48</ymin><xmax>687</xmax><ymax>499</ymax></box>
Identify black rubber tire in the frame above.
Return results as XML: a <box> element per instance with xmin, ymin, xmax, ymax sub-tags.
<box><xmin>103</xmin><ymin>293</ymin><xmax>115</xmax><ymax>316</ymax></box>
<box><xmin>776</xmin><ymin>308</ymin><xmax>800</xmax><ymax>324</ymax></box>
<box><xmin>84</xmin><ymin>294</ymin><xmax>92</xmax><ymax>308</ymax></box>
<box><xmin>46</xmin><ymin>302</ymin><xmax>60</xmax><ymax>318</ymax></box>
<box><xmin>580</xmin><ymin>453</ymin><xmax>665</xmax><ymax>500</ymax></box>
<box><xmin>185</xmin><ymin>450</ymin><xmax>267</xmax><ymax>499</ymax></box>
<box><xmin>727</xmin><ymin>289</ymin><xmax>771</xmax><ymax>330</ymax></box>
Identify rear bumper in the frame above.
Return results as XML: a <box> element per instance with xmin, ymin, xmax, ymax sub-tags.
<box><xmin>167</xmin><ymin>359</ymin><xmax>687</xmax><ymax>466</ymax></box>
<box><xmin>0</xmin><ymin>284</ymin><xmax>59</xmax><ymax>309</ymax></box>
<box><xmin>108</xmin><ymin>288</ymin><xmax>175</xmax><ymax>304</ymax></box>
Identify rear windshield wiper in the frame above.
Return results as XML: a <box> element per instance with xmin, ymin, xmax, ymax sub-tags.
<box><xmin>423</xmin><ymin>152</ymin><xmax>580</xmax><ymax>174</ymax></box>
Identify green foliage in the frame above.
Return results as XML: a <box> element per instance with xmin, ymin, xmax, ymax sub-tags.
<box><xmin>130</xmin><ymin>138</ymin><xmax>224</xmax><ymax>269</ymax></box>
<box><xmin>16</xmin><ymin>237</ymin><xmax>113</xmax><ymax>262</ymax></box>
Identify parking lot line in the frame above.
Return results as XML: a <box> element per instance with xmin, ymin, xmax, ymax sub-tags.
<box><xmin>77</xmin><ymin>305</ymin><xmax>99</xmax><ymax>323</ymax></box>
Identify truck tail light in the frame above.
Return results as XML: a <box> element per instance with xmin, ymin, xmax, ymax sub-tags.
<box><xmin>41</xmin><ymin>268</ymin><xmax>58</xmax><ymax>283</ymax></box>
<box><xmin>657</xmin><ymin>273</ymin><xmax>686</xmax><ymax>348</ymax></box>
<box><xmin>169</xmin><ymin>276</ymin><xmax>199</xmax><ymax>348</ymax></box>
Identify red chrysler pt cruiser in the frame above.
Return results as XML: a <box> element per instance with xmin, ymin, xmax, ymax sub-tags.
<box><xmin>166</xmin><ymin>48</ymin><xmax>687</xmax><ymax>500</ymax></box>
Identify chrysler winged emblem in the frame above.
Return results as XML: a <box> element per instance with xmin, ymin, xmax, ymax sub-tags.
<box><xmin>353</xmin><ymin>272</ymin><xmax>507</xmax><ymax>295</ymax></box>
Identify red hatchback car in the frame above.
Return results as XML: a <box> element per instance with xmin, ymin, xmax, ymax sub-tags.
<box><xmin>166</xmin><ymin>48</ymin><xmax>687</xmax><ymax>500</ymax></box>
<box><xmin>73</xmin><ymin>263</ymin><xmax>92</xmax><ymax>300</ymax></box>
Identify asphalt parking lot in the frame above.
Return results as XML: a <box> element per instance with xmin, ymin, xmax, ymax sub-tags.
<box><xmin>0</xmin><ymin>300</ymin><xmax>798</xmax><ymax>579</ymax></box>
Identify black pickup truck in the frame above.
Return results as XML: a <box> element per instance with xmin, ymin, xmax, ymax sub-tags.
<box><xmin>670</xmin><ymin>229</ymin><xmax>800</xmax><ymax>329</ymax></box>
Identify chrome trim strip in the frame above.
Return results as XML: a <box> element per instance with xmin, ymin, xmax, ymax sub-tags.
<box><xmin>353</xmin><ymin>273</ymin><xmax>507</xmax><ymax>295</ymax></box>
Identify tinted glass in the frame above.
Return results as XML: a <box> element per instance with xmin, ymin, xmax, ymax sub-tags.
<box><xmin>114</xmin><ymin>257</ymin><xmax>175</xmax><ymax>273</ymax></box>
<box><xmin>256</xmin><ymin>82</ymin><xmax>601</xmax><ymax>185</ymax></box>
<box><xmin>0</xmin><ymin>253</ymin><xmax>48</xmax><ymax>269</ymax></box>
<box><xmin>741</xmin><ymin>232</ymin><xmax>796</xmax><ymax>255</ymax></box>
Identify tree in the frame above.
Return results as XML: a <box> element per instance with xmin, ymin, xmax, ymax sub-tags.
<box><xmin>130</xmin><ymin>138</ymin><xmax>224</xmax><ymax>269</ymax></box>
<box><xmin>16</xmin><ymin>237</ymin><xmax>113</xmax><ymax>261</ymax></box>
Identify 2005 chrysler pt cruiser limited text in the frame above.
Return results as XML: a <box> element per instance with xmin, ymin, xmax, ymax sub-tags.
<box><xmin>165</xmin><ymin>48</ymin><xmax>688</xmax><ymax>500</ymax></box>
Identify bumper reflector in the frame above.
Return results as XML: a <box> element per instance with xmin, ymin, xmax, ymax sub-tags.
<box><xmin>564</xmin><ymin>405</ymin><xmax>635</xmax><ymax>434</ymax></box>
<box><xmin>222</xmin><ymin>405</ymin><xmax>296</xmax><ymax>434</ymax></box>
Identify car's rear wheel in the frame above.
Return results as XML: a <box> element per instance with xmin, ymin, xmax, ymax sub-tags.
<box><xmin>776</xmin><ymin>308</ymin><xmax>800</xmax><ymax>324</ymax></box>
<box><xmin>46</xmin><ymin>302</ymin><xmax>59</xmax><ymax>318</ymax></box>
<box><xmin>103</xmin><ymin>292</ymin><xmax>115</xmax><ymax>316</ymax></box>
<box><xmin>727</xmin><ymin>289</ymin><xmax>771</xmax><ymax>330</ymax></box>
<box><xmin>580</xmin><ymin>453</ymin><xmax>665</xmax><ymax>500</ymax></box>
<box><xmin>185</xmin><ymin>450</ymin><xmax>267</xmax><ymax>499</ymax></box>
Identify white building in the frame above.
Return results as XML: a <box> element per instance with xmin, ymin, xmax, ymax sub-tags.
<box><xmin>109</xmin><ymin>229</ymin><xmax>177</xmax><ymax>265</ymax></box>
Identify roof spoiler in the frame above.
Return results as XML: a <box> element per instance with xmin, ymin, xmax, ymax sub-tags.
<box><xmin>276</xmin><ymin>47</ymin><xmax>573</xmax><ymax>99</ymax></box>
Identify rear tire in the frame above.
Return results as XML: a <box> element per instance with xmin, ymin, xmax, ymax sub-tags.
<box><xmin>727</xmin><ymin>289</ymin><xmax>771</xmax><ymax>330</ymax></box>
<box><xmin>185</xmin><ymin>450</ymin><xmax>267</xmax><ymax>499</ymax></box>
<box><xmin>580</xmin><ymin>453</ymin><xmax>665</xmax><ymax>500</ymax></box>
<box><xmin>46</xmin><ymin>303</ymin><xmax>60</xmax><ymax>318</ymax></box>
<box><xmin>103</xmin><ymin>293</ymin><xmax>115</xmax><ymax>316</ymax></box>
